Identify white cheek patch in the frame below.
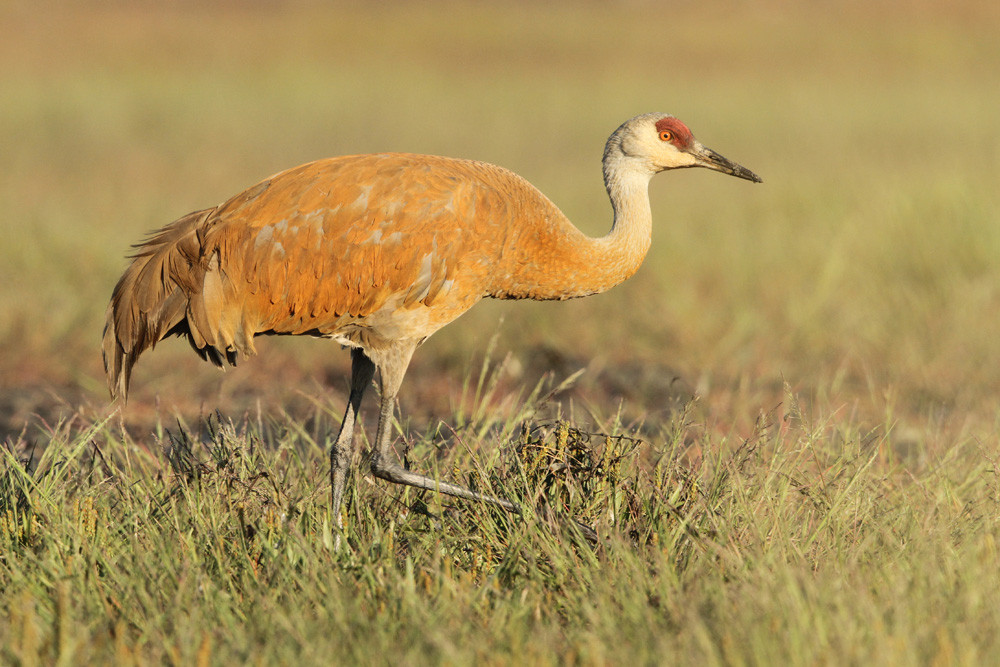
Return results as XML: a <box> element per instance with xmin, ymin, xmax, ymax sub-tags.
<box><xmin>675</xmin><ymin>150</ymin><xmax>699</xmax><ymax>168</ymax></box>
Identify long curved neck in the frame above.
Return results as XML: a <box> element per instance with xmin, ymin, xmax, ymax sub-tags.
<box><xmin>591</xmin><ymin>163</ymin><xmax>655</xmax><ymax>293</ymax></box>
<box><xmin>491</xmin><ymin>157</ymin><xmax>654</xmax><ymax>301</ymax></box>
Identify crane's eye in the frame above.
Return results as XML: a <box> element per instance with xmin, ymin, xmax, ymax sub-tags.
<box><xmin>659</xmin><ymin>131</ymin><xmax>673</xmax><ymax>142</ymax></box>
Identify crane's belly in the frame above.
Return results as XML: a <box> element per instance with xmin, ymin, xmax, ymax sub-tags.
<box><xmin>315</xmin><ymin>290</ymin><xmax>483</xmax><ymax>351</ymax></box>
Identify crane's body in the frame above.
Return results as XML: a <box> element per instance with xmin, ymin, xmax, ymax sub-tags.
<box><xmin>104</xmin><ymin>113</ymin><xmax>760</xmax><ymax>541</ymax></box>
<box><xmin>104</xmin><ymin>153</ymin><xmax>643</xmax><ymax>397</ymax></box>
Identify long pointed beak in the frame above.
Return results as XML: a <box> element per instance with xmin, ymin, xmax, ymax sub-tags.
<box><xmin>692</xmin><ymin>142</ymin><xmax>762</xmax><ymax>183</ymax></box>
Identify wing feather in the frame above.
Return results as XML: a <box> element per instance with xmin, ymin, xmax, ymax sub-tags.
<box><xmin>196</xmin><ymin>155</ymin><xmax>517</xmax><ymax>340</ymax></box>
<box><xmin>105</xmin><ymin>151</ymin><xmax>571</xmax><ymax>398</ymax></box>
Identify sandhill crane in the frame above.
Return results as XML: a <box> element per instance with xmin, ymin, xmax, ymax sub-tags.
<box><xmin>103</xmin><ymin>113</ymin><xmax>760</xmax><ymax>538</ymax></box>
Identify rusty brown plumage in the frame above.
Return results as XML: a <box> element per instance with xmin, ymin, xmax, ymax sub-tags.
<box><xmin>104</xmin><ymin>154</ymin><xmax>598</xmax><ymax>399</ymax></box>
<box><xmin>103</xmin><ymin>114</ymin><xmax>760</xmax><ymax>541</ymax></box>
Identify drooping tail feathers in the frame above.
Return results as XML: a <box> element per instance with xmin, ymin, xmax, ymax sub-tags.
<box><xmin>102</xmin><ymin>208</ymin><xmax>245</xmax><ymax>401</ymax></box>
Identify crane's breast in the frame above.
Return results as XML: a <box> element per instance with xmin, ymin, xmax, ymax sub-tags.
<box><xmin>198</xmin><ymin>154</ymin><xmax>527</xmax><ymax>345</ymax></box>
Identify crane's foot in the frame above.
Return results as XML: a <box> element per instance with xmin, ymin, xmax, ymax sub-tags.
<box><xmin>536</xmin><ymin>504</ymin><xmax>600</xmax><ymax>546</ymax></box>
<box><xmin>574</xmin><ymin>521</ymin><xmax>599</xmax><ymax>545</ymax></box>
<box><xmin>371</xmin><ymin>458</ymin><xmax>522</xmax><ymax>515</ymax></box>
<box><xmin>369</xmin><ymin>453</ymin><xmax>600</xmax><ymax>547</ymax></box>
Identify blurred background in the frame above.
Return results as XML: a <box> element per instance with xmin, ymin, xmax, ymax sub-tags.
<box><xmin>2</xmin><ymin>0</ymin><xmax>998</xmax><ymax>442</ymax></box>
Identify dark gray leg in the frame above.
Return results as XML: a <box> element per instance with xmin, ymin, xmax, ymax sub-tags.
<box><xmin>330</xmin><ymin>347</ymin><xmax>376</xmax><ymax>547</ymax></box>
<box><xmin>368</xmin><ymin>342</ymin><xmax>521</xmax><ymax>514</ymax></box>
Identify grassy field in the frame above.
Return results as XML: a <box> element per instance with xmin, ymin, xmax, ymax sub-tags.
<box><xmin>3</xmin><ymin>0</ymin><xmax>1000</xmax><ymax>663</ymax></box>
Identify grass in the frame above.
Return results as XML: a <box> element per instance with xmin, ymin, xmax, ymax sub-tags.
<box><xmin>2</xmin><ymin>0</ymin><xmax>1000</xmax><ymax>664</ymax></box>
<box><xmin>4</xmin><ymin>388</ymin><xmax>1000</xmax><ymax>663</ymax></box>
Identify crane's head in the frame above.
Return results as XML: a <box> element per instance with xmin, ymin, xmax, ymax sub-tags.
<box><xmin>605</xmin><ymin>113</ymin><xmax>762</xmax><ymax>183</ymax></box>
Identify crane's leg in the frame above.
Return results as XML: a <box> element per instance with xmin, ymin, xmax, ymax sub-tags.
<box><xmin>330</xmin><ymin>347</ymin><xmax>376</xmax><ymax>546</ymax></box>
<box><xmin>369</xmin><ymin>342</ymin><xmax>521</xmax><ymax>514</ymax></box>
